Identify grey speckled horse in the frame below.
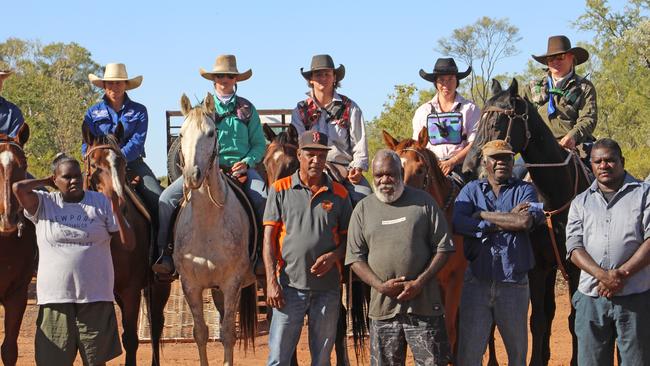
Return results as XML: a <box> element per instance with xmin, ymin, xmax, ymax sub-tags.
<box><xmin>173</xmin><ymin>93</ymin><xmax>257</xmax><ymax>366</ymax></box>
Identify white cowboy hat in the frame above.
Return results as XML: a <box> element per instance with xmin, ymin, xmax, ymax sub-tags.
<box><xmin>88</xmin><ymin>63</ymin><xmax>143</xmax><ymax>90</ymax></box>
<box><xmin>199</xmin><ymin>55</ymin><xmax>252</xmax><ymax>82</ymax></box>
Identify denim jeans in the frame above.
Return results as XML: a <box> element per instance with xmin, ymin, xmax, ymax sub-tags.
<box><xmin>267</xmin><ymin>286</ymin><xmax>340</xmax><ymax>366</ymax></box>
<box><xmin>457</xmin><ymin>270</ymin><xmax>530</xmax><ymax>366</ymax></box>
<box><xmin>573</xmin><ymin>289</ymin><xmax>650</xmax><ymax>366</ymax></box>
<box><xmin>156</xmin><ymin>168</ymin><xmax>266</xmax><ymax>255</ymax></box>
<box><xmin>342</xmin><ymin>175</ymin><xmax>372</xmax><ymax>206</ymax></box>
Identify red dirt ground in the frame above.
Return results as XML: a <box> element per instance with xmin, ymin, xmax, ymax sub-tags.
<box><xmin>3</xmin><ymin>280</ymin><xmax>578</xmax><ymax>365</ymax></box>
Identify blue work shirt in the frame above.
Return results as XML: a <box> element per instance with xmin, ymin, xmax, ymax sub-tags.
<box><xmin>81</xmin><ymin>93</ymin><xmax>148</xmax><ymax>162</ymax></box>
<box><xmin>0</xmin><ymin>96</ymin><xmax>25</xmax><ymax>137</ymax></box>
<box><xmin>453</xmin><ymin>178</ymin><xmax>543</xmax><ymax>282</ymax></box>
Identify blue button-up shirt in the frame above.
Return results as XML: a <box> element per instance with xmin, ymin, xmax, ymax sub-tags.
<box><xmin>453</xmin><ymin>178</ymin><xmax>543</xmax><ymax>282</ymax></box>
<box><xmin>566</xmin><ymin>173</ymin><xmax>650</xmax><ymax>297</ymax></box>
<box><xmin>81</xmin><ymin>93</ymin><xmax>148</xmax><ymax>162</ymax></box>
<box><xmin>0</xmin><ymin>96</ymin><xmax>25</xmax><ymax>137</ymax></box>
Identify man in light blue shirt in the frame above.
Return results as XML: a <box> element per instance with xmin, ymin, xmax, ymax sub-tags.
<box><xmin>567</xmin><ymin>138</ymin><xmax>650</xmax><ymax>365</ymax></box>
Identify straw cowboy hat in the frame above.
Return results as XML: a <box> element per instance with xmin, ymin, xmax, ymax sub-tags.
<box><xmin>419</xmin><ymin>58</ymin><xmax>472</xmax><ymax>82</ymax></box>
<box><xmin>0</xmin><ymin>69</ymin><xmax>13</xmax><ymax>79</ymax></box>
<box><xmin>200</xmin><ymin>55</ymin><xmax>252</xmax><ymax>82</ymax></box>
<box><xmin>88</xmin><ymin>63</ymin><xmax>143</xmax><ymax>90</ymax></box>
<box><xmin>532</xmin><ymin>35</ymin><xmax>589</xmax><ymax>65</ymax></box>
<box><xmin>301</xmin><ymin>54</ymin><xmax>345</xmax><ymax>82</ymax></box>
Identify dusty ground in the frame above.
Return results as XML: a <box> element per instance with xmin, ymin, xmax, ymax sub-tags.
<box><xmin>3</xmin><ymin>280</ymin><xmax>578</xmax><ymax>365</ymax></box>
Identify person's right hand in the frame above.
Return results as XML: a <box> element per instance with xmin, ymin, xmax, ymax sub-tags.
<box><xmin>379</xmin><ymin>277</ymin><xmax>407</xmax><ymax>298</ymax></box>
<box><xmin>597</xmin><ymin>268</ymin><xmax>628</xmax><ymax>297</ymax></box>
<box><xmin>511</xmin><ymin>202</ymin><xmax>531</xmax><ymax>214</ymax></box>
<box><xmin>47</xmin><ymin>175</ymin><xmax>56</xmax><ymax>187</ymax></box>
<box><xmin>266</xmin><ymin>279</ymin><xmax>285</xmax><ymax>309</ymax></box>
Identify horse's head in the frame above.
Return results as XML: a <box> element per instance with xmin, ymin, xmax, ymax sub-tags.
<box><xmin>178</xmin><ymin>93</ymin><xmax>218</xmax><ymax>190</ymax></box>
<box><xmin>262</xmin><ymin>124</ymin><xmax>299</xmax><ymax>185</ymax></box>
<box><xmin>0</xmin><ymin>123</ymin><xmax>29</xmax><ymax>234</ymax></box>
<box><xmin>82</xmin><ymin>122</ymin><xmax>128</xmax><ymax>208</ymax></box>
<box><xmin>463</xmin><ymin>78</ymin><xmax>532</xmax><ymax>179</ymax></box>
<box><xmin>383</xmin><ymin>127</ymin><xmax>445</xmax><ymax>192</ymax></box>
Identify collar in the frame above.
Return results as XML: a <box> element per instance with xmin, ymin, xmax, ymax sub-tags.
<box><xmin>102</xmin><ymin>93</ymin><xmax>132</xmax><ymax>111</ymax></box>
<box><xmin>478</xmin><ymin>177</ymin><xmax>518</xmax><ymax>193</ymax></box>
<box><xmin>588</xmin><ymin>172</ymin><xmax>640</xmax><ymax>193</ymax></box>
<box><xmin>430</xmin><ymin>92</ymin><xmax>467</xmax><ymax>111</ymax></box>
<box><xmin>306</xmin><ymin>91</ymin><xmax>342</xmax><ymax>108</ymax></box>
<box><xmin>290</xmin><ymin>170</ymin><xmax>333</xmax><ymax>191</ymax></box>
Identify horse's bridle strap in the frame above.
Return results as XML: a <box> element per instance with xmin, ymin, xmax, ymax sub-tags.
<box><xmin>0</xmin><ymin>141</ymin><xmax>27</xmax><ymax>168</ymax></box>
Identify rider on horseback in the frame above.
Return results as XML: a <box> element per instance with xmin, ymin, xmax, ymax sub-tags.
<box><xmin>412</xmin><ymin>58</ymin><xmax>481</xmax><ymax>183</ymax></box>
<box><xmin>0</xmin><ymin>69</ymin><xmax>24</xmax><ymax>138</ymax></box>
<box><xmin>291</xmin><ymin>54</ymin><xmax>371</xmax><ymax>205</ymax></box>
<box><xmin>153</xmin><ymin>55</ymin><xmax>267</xmax><ymax>275</ymax></box>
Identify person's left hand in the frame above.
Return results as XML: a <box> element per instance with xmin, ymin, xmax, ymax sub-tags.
<box><xmin>439</xmin><ymin>159</ymin><xmax>456</xmax><ymax>176</ymax></box>
<box><xmin>396</xmin><ymin>279</ymin><xmax>424</xmax><ymax>301</ymax></box>
<box><xmin>310</xmin><ymin>252</ymin><xmax>337</xmax><ymax>277</ymax></box>
<box><xmin>231</xmin><ymin>161</ymin><xmax>248</xmax><ymax>177</ymax></box>
<box><xmin>347</xmin><ymin>168</ymin><xmax>363</xmax><ymax>184</ymax></box>
<box><xmin>511</xmin><ymin>202</ymin><xmax>531</xmax><ymax>214</ymax></box>
<box><xmin>559</xmin><ymin>135</ymin><xmax>576</xmax><ymax>150</ymax></box>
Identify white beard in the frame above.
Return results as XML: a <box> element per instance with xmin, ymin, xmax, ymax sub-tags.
<box><xmin>373</xmin><ymin>181</ymin><xmax>405</xmax><ymax>203</ymax></box>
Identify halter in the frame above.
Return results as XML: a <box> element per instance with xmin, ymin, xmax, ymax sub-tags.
<box><xmin>179</xmin><ymin>111</ymin><xmax>226</xmax><ymax>208</ymax></box>
<box><xmin>0</xmin><ymin>140</ymin><xmax>28</xmax><ymax>169</ymax></box>
<box><xmin>481</xmin><ymin>96</ymin><xmax>531</xmax><ymax>151</ymax></box>
<box><xmin>83</xmin><ymin>143</ymin><xmax>122</xmax><ymax>189</ymax></box>
<box><xmin>400</xmin><ymin>147</ymin><xmax>457</xmax><ymax>211</ymax></box>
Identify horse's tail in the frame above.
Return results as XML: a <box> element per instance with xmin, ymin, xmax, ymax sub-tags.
<box><xmin>238</xmin><ymin>282</ymin><xmax>257</xmax><ymax>351</ymax></box>
<box><xmin>349</xmin><ymin>273</ymin><xmax>370</xmax><ymax>364</ymax></box>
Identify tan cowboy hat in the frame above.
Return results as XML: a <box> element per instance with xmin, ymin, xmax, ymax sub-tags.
<box><xmin>420</xmin><ymin>58</ymin><xmax>472</xmax><ymax>82</ymax></box>
<box><xmin>88</xmin><ymin>63</ymin><xmax>143</xmax><ymax>90</ymax></box>
<box><xmin>0</xmin><ymin>69</ymin><xmax>13</xmax><ymax>79</ymax></box>
<box><xmin>301</xmin><ymin>54</ymin><xmax>345</xmax><ymax>82</ymax></box>
<box><xmin>199</xmin><ymin>55</ymin><xmax>252</xmax><ymax>82</ymax></box>
<box><xmin>532</xmin><ymin>35</ymin><xmax>589</xmax><ymax>66</ymax></box>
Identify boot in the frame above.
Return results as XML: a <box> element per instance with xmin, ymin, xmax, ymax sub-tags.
<box><xmin>152</xmin><ymin>243</ymin><xmax>175</xmax><ymax>274</ymax></box>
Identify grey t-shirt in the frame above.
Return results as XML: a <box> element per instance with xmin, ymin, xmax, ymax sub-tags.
<box><xmin>345</xmin><ymin>186</ymin><xmax>455</xmax><ymax>320</ymax></box>
<box><xmin>25</xmin><ymin>190</ymin><xmax>118</xmax><ymax>304</ymax></box>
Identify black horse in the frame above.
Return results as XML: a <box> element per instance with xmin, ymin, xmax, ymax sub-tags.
<box><xmin>462</xmin><ymin>78</ymin><xmax>591</xmax><ymax>366</ymax></box>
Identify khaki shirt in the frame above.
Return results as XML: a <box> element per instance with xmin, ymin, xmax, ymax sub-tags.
<box><xmin>525</xmin><ymin>73</ymin><xmax>598</xmax><ymax>144</ymax></box>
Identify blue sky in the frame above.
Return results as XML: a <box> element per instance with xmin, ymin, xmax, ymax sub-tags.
<box><xmin>2</xmin><ymin>0</ymin><xmax>608</xmax><ymax>175</ymax></box>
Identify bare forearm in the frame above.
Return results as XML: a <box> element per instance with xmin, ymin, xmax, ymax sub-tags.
<box><xmin>570</xmin><ymin>248</ymin><xmax>607</xmax><ymax>280</ymax></box>
<box><xmin>350</xmin><ymin>261</ymin><xmax>384</xmax><ymax>291</ymax></box>
<box><xmin>620</xmin><ymin>239</ymin><xmax>650</xmax><ymax>276</ymax></box>
<box><xmin>12</xmin><ymin>178</ymin><xmax>52</xmax><ymax>214</ymax></box>
<box><xmin>480</xmin><ymin>211</ymin><xmax>532</xmax><ymax>231</ymax></box>
<box><xmin>262</xmin><ymin>226</ymin><xmax>279</xmax><ymax>281</ymax></box>
<box><xmin>415</xmin><ymin>252</ymin><xmax>450</xmax><ymax>285</ymax></box>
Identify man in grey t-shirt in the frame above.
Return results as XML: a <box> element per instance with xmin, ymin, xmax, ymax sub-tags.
<box><xmin>346</xmin><ymin>149</ymin><xmax>455</xmax><ymax>366</ymax></box>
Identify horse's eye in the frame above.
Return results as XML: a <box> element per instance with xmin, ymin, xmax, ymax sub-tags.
<box><xmin>207</xmin><ymin>130</ymin><xmax>215</xmax><ymax>138</ymax></box>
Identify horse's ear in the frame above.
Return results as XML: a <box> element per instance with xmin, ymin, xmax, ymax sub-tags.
<box><xmin>180</xmin><ymin>94</ymin><xmax>192</xmax><ymax>116</ymax></box>
<box><xmin>203</xmin><ymin>93</ymin><xmax>215</xmax><ymax>115</ymax></box>
<box><xmin>287</xmin><ymin>124</ymin><xmax>298</xmax><ymax>143</ymax></box>
<box><xmin>491</xmin><ymin>79</ymin><xmax>503</xmax><ymax>96</ymax></box>
<box><xmin>382</xmin><ymin>130</ymin><xmax>399</xmax><ymax>150</ymax></box>
<box><xmin>263</xmin><ymin>124</ymin><xmax>276</xmax><ymax>141</ymax></box>
<box><xmin>416</xmin><ymin>127</ymin><xmax>429</xmax><ymax>149</ymax></box>
<box><xmin>82</xmin><ymin>122</ymin><xmax>95</xmax><ymax>146</ymax></box>
<box><xmin>14</xmin><ymin>122</ymin><xmax>30</xmax><ymax>146</ymax></box>
<box><xmin>508</xmin><ymin>78</ymin><xmax>519</xmax><ymax>98</ymax></box>
<box><xmin>114</xmin><ymin>122</ymin><xmax>124</xmax><ymax>142</ymax></box>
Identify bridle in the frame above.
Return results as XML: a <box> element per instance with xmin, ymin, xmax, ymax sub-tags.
<box><xmin>400</xmin><ymin>147</ymin><xmax>457</xmax><ymax>212</ymax></box>
<box><xmin>0</xmin><ymin>140</ymin><xmax>28</xmax><ymax>237</ymax></box>
<box><xmin>179</xmin><ymin>111</ymin><xmax>225</xmax><ymax>208</ymax></box>
<box><xmin>83</xmin><ymin>143</ymin><xmax>123</xmax><ymax>190</ymax></box>
<box><xmin>481</xmin><ymin>96</ymin><xmax>531</xmax><ymax>151</ymax></box>
<box><xmin>0</xmin><ymin>140</ymin><xmax>28</xmax><ymax>169</ymax></box>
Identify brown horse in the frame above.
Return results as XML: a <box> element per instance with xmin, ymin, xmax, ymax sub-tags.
<box><xmin>383</xmin><ymin>127</ymin><xmax>467</xmax><ymax>354</ymax></box>
<box><xmin>261</xmin><ymin>123</ymin><xmax>299</xmax><ymax>187</ymax></box>
<box><xmin>82</xmin><ymin>123</ymin><xmax>171</xmax><ymax>366</ymax></box>
<box><xmin>0</xmin><ymin>124</ymin><xmax>37</xmax><ymax>366</ymax></box>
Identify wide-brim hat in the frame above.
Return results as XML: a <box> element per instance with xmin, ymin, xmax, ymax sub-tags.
<box><xmin>301</xmin><ymin>54</ymin><xmax>345</xmax><ymax>82</ymax></box>
<box><xmin>298</xmin><ymin>130</ymin><xmax>331</xmax><ymax>150</ymax></box>
<box><xmin>0</xmin><ymin>69</ymin><xmax>13</xmax><ymax>79</ymax></box>
<box><xmin>88</xmin><ymin>63</ymin><xmax>143</xmax><ymax>90</ymax></box>
<box><xmin>482</xmin><ymin>139</ymin><xmax>515</xmax><ymax>157</ymax></box>
<box><xmin>199</xmin><ymin>55</ymin><xmax>252</xmax><ymax>82</ymax></box>
<box><xmin>420</xmin><ymin>58</ymin><xmax>471</xmax><ymax>83</ymax></box>
<box><xmin>532</xmin><ymin>35</ymin><xmax>589</xmax><ymax>66</ymax></box>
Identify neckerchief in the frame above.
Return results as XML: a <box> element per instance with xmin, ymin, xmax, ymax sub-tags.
<box><xmin>301</xmin><ymin>96</ymin><xmax>350</xmax><ymax>130</ymax></box>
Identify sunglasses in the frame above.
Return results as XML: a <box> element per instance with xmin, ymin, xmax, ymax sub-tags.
<box><xmin>215</xmin><ymin>74</ymin><xmax>236</xmax><ymax>79</ymax></box>
<box><xmin>546</xmin><ymin>53</ymin><xmax>567</xmax><ymax>63</ymax></box>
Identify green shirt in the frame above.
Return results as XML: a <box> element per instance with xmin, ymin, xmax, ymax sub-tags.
<box><xmin>213</xmin><ymin>94</ymin><xmax>266</xmax><ymax>168</ymax></box>
<box><xmin>345</xmin><ymin>186</ymin><xmax>455</xmax><ymax>320</ymax></box>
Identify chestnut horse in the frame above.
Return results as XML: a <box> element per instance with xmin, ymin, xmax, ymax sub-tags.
<box><xmin>261</xmin><ymin>124</ymin><xmax>299</xmax><ymax>188</ymax></box>
<box><xmin>82</xmin><ymin>123</ymin><xmax>171</xmax><ymax>366</ymax></box>
<box><xmin>462</xmin><ymin>79</ymin><xmax>591</xmax><ymax>366</ymax></box>
<box><xmin>0</xmin><ymin>124</ymin><xmax>37</xmax><ymax>366</ymax></box>
<box><xmin>383</xmin><ymin>127</ymin><xmax>466</xmax><ymax>354</ymax></box>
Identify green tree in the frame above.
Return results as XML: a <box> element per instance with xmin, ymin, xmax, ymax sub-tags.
<box><xmin>437</xmin><ymin>17</ymin><xmax>522</xmax><ymax>107</ymax></box>
<box><xmin>0</xmin><ymin>38</ymin><xmax>101</xmax><ymax>176</ymax></box>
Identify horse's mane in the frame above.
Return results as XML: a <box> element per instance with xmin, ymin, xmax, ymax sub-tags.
<box><xmin>93</xmin><ymin>133</ymin><xmax>123</xmax><ymax>154</ymax></box>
